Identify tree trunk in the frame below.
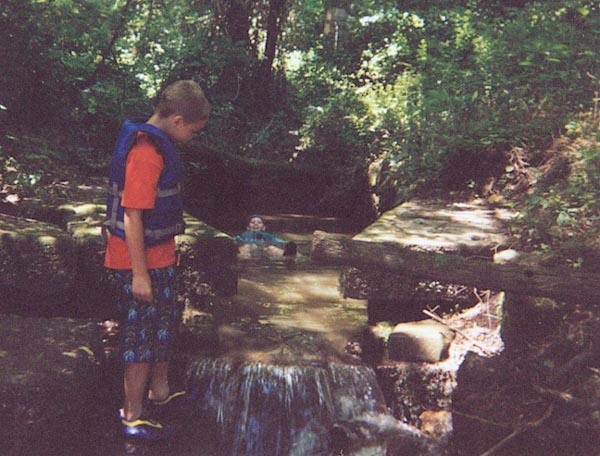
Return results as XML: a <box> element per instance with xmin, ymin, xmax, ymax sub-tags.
<box><xmin>264</xmin><ymin>0</ymin><xmax>285</xmax><ymax>71</ymax></box>
<box><xmin>223</xmin><ymin>0</ymin><xmax>252</xmax><ymax>45</ymax></box>
<box><xmin>215</xmin><ymin>0</ymin><xmax>253</xmax><ymax>99</ymax></box>
<box><xmin>323</xmin><ymin>5</ymin><xmax>349</xmax><ymax>51</ymax></box>
<box><xmin>311</xmin><ymin>231</ymin><xmax>600</xmax><ymax>304</ymax></box>
<box><xmin>250</xmin><ymin>0</ymin><xmax>286</xmax><ymax>116</ymax></box>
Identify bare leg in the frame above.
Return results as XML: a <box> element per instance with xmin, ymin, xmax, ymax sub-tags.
<box><xmin>238</xmin><ymin>244</ymin><xmax>253</xmax><ymax>259</ymax></box>
<box><xmin>148</xmin><ymin>361</ymin><xmax>170</xmax><ymax>402</ymax></box>
<box><xmin>239</xmin><ymin>243</ymin><xmax>264</xmax><ymax>259</ymax></box>
<box><xmin>123</xmin><ymin>362</ymin><xmax>151</xmax><ymax>420</ymax></box>
<box><xmin>266</xmin><ymin>245</ymin><xmax>284</xmax><ymax>257</ymax></box>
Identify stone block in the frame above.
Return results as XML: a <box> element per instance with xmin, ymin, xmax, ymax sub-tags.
<box><xmin>376</xmin><ymin>362</ymin><xmax>456</xmax><ymax>426</ymax></box>
<box><xmin>354</xmin><ymin>198</ymin><xmax>512</xmax><ymax>255</ymax></box>
<box><xmin>1</xmin><ymin>187</ymin><xmax>238</xmax><ymax>317</ymax></box>
<box><xmin>501</xmin><ymin>293</ymin><xmax>565</xmax><ymax>349</ymax></box>
<box><xmin>0</xmin><ymin>213</ymin><xmax>77</xmax><ymax>303</ymax></box>
<box><xmin>177</xmin><ymin>214</ymin><xmax>239</xmax><ymax>300</ymax></box>
<box><xmin>388</xmin><ymin>320</ymin><xmax>454</xmax><ymax>363</ymax></box>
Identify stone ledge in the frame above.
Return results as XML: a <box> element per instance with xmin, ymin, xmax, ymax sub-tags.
<box><xmin>0</xmin><ymin>213</ymin><xmax>77</xmax><ymax>299</ymax></box>
<box><xmin>0</xmin><ymin>183</ymin><xmax>238</xmax><ymax>317</ymax></box>
<box><xmin>333</xmin><ymin>198</ymin><xmax>513</xmax><ymax>322</ymax></box>
<box><xmin>354</xmin><ymin>198</ymin><xmax>512</xmax><ymax>255</ymax></box>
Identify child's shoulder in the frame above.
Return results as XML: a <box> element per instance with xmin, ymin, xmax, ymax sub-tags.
<box><xmin>127</xmin><ymin>134</ymin><xmax>164</xmax><ymax>168</ymax></box>
<box><xmin>134</xmin><ymin>131</ymin><xmax>162</xmax><ymax>150</ymax></box>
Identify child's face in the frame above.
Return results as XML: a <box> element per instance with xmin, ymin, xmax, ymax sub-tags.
<box><xmin>247</xmin><ymin>217</ymin><xmax>265</xmax><ymax>231</ymax></box>
<box><xmin>169</xmin><ymin>116</ymin><xmax>208</xmax><ymax>144</ymax></box>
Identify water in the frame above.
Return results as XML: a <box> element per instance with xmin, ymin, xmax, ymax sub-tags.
<box><xmin>14</xmin><ymin>243</ymin><xmax>440</xmax><ymax>455</ymax></box>
<box><xmin>187</xmin><ymin>359</ymin><xmax>388</xmax><ymax>455</ymax></box>
<box><xmin>180</xmin><ymin>256</ymin><xmax>391</xmax><ymax>455</ymax></box>
<box><xmin>173</xmin><ymin>256</ymin><xmax>439</xmax><ymax>455</ymax></box>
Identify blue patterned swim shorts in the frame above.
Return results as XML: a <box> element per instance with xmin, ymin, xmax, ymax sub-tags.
<box><xmin>114</xmin><ymin>266</ymin><xmax>182</xmax><ymax>363</ymax></box>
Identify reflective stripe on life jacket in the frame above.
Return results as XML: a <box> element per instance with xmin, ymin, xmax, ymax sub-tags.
<box><xmin>105</xmin><ymin>118</ymin><xmax>185</xmax><ymax>246</ymax></box>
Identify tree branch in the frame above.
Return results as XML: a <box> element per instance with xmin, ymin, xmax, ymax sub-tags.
<box><xmin>479</xmin><ymin>406</ymin><xmax>554</xmax><ymax>456</ymax></box>
<box><xmin>534</xmin><ymin>386</ymin><xmax>600</xmax><ymax>411</ymax></box>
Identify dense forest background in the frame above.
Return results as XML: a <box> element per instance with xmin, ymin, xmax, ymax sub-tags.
<box><xmin>1</xmin><ymin>0</ymin><xmax>600</xmax><ymax>262</ymax></box>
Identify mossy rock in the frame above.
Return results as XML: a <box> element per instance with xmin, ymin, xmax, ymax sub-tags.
<box><xmin>177</xmin><ymin>214</ymin><xmax>239</xmax><ymax>306</ymax></box>
<box><xmin>59</xmin><ymin>203</ymin><xmax>238</xmax><ymax>298</ymax></box>
<box><xmin>2</xmin><ymin>179</ymin><xmax>238</xmax><ymax>317</ymax></box>
<box><xmin>0</xmin><ymin>214</ymin><xmax>77</xmax><ymax>302</ymax></box>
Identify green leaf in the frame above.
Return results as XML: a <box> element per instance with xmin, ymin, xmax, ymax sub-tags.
<box><xmin>556</xmin><ymin>212</ymin><xmax>571</xmax><ymax>226</ymax></box>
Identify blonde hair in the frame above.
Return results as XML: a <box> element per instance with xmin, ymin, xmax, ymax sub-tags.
<box><xmin>155</xmin><ymin>80</ymin><xmax>211</xmax><ymax>122</ymax></box>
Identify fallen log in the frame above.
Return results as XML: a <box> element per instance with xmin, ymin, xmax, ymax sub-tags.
<box><xmin>311</xmin><ymin>231</ymin><xmax>600</xmax><ymax>304</ymax></box>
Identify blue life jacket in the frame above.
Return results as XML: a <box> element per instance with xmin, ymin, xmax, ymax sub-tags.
<box><xmin>233</xmin><ymin>230</ymin><xmax>286</xmax><ymax>245</ymax></box>
<box><xmin>105</xmin><ymin>117</ymin><xmax>185</xmax><ymax>246</ymax></box>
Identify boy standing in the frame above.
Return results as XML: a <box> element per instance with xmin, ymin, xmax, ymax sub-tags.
<box><xmin>104</xmin><ymin>80</ymin><xmax>210</xmax><ymax>440</ymax></box>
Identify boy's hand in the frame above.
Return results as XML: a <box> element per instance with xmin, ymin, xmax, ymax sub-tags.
<box><xmin>132</xmin><ymin>272</ymin><xmax>153</xmax><ymax>302</ymax></box>
<box><xmin>124</xmin><ymin>208</ymin><xmax>153</xmax><ymax>302</ymax></box>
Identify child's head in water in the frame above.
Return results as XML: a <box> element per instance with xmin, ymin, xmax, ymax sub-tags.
<box><xmin>246</xmin><ymin>215</ymin><xmax>266</xmax><ymax>232</ymax></box>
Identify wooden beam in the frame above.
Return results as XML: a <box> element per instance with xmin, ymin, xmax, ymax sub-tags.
<box><xmin>311</xmin><ymin>231</ymin><xmax>600</xmax><ymax>304</ymax></box>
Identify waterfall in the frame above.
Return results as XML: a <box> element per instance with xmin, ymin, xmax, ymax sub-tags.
<box><xmin>186</xmin><ymin>358</ymin><xmax>434</xmax><ymax>455</ymax></box>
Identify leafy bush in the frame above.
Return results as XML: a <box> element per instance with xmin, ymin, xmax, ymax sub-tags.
<box><xmin>2</xmin><ymin>0</ymin><xmax>600</xmax><ymax>224</ymax></box>
<box><xmin>286</xmin><ymin>1</ymin><xmax>600</xmax><ymax>204</ymax></box>
<box><xmin>512</xmin><ymin>113</ymin><xmax>600</xmax><ymax>268</ymax></box>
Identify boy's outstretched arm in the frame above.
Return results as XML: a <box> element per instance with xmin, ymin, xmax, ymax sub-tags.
<box><xmin>124</xmin><ymin>208</ymin><xmax>153</xmax><ymax>302</ymax></box>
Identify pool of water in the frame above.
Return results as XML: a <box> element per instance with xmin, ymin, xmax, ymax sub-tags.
<box><xmin>223</xmin><ymin>257</ymin><xmax>369</xmax><ymax>362</ymax></box>
<box><xmin>102</xmin><ymin>256</ymin><xmax>375</xmax><ymax>456</ymax></box>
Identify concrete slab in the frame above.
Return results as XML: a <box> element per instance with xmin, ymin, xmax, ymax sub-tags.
<box><xmin>338</xmin><ymin>199</ymin><xmax>514</xmax><ymax>311</ymax></box>
<box><xmin>354</xmin><ymin>199</ymin><xmax>513</xmax><ymax>255</ymax></box>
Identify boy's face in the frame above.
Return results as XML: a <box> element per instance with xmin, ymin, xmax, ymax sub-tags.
<box><xmin>247</xmin><ymin>217</ymin><xmax>266</xmax><ymax>231</ymax></box>
<box><xmin>169</xmin><ymin>115</ymin><xmax>208</xmax><ymax>144</ymax></box>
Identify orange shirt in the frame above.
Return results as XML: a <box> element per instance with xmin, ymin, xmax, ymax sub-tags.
<box><xmin>104</xmin><ymin>133</ymin><xmax>176</xmax><ymax>270</ymax></box>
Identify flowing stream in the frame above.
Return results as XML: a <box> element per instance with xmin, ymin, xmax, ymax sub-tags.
<box><xmin>58</xmin><ymin>240</ymin><xmax>440</xmax><ymax>456</ymax></box>
<box><xmin>176</xmin><ymin>256</ymin><xmax>438</xmax><ymax>455</ymax></box>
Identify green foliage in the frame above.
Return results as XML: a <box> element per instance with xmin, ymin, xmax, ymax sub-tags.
<box><xmin>512</xmin><ymin>113</ymin><xmax>600</xmax><ymax>267</ymax></box>
<box><xmin>1</xmin><ymin>0</ymin><xmax>600</xmax><ymax>226</ymax></box>
<box><xmin>283</xmin><ymin>0</ymin><xmax>600</xmax><ymax>198</ymax></box>
<box><xmin>0</xmin><ymin>132</ymin><xmax>78</xmax><ymax>205</ymax></box>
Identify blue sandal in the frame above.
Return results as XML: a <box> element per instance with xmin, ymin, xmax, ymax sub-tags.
<box><xmin>122</xmin><ymin>415</ymin><xmax>173</xmax><ymax>440</ymax></box>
